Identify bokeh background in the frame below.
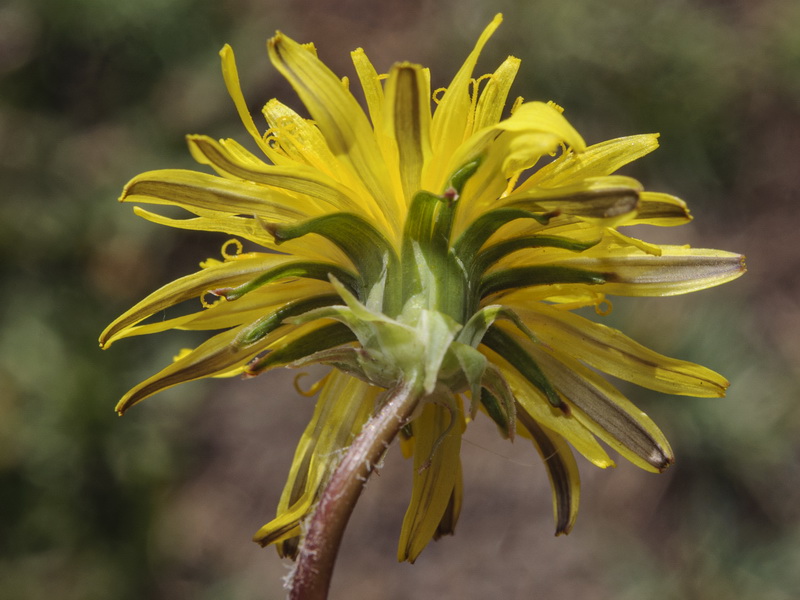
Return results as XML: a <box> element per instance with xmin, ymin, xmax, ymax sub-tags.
<box><xmin>2</xmin><ymin>0</ymin><xmax>799</xmax><ymax>598</ymax></box>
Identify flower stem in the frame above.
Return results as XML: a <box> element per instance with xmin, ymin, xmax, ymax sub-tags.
<box><xmin>288</xmin><ymin>380</ymin><xmax>422</xmax><ymax>600</ymax></box>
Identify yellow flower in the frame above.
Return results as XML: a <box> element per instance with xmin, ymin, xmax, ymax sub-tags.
<box><xmin>101</xmin><ymin>14</ymin><xmax>745</xmax><ymax>564</ymax></box>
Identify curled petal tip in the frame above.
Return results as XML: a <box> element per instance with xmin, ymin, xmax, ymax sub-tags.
<box><xmin>210</xmin><ymin>287</ymin><xmax>233</xmax><ymax>298</ymax></box>
<box><xmin>118</xmin><ymin>180</ymin><xmax>135</xmax><ymax>202</ymax></box>
<box><xmin>244</xmin><ymin>356</ymin><xmax>266</xmax><ymax>378</ymax></box>
<box><xmin>267</xmin><ymin>31</ymin><xmax>285</xmax><ymax>50</ymax></box>
<box><xmin>650</xmin><ymin>447</ymin><xmax>675</xmax><ymax>472</ymax></box>
<box><xmin>660</xmin><ymin>454</ymin><xmax>676</xmax><ymax>472</ymax></box>
<box><xmin>543</xmin><ymin>209</ymin><xmax>561</xmax><ymax>222</ymax></box>
<box><xmin>263</xmin><ymin>222</ymin><xmax>284</xmax><ymax>243</ymax></box>
<box><xmin>555</xmin><ymin>524</ymin><xmax>573</xmax><ymax>537</ymax></box>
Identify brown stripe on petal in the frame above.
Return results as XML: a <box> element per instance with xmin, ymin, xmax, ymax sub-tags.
<box><xmin>594</xmin><ymin>252</ymin><xmax>746</xmax><ymax>296</ymax></box>
<box><xmin>385</xmin><ymin>64</ymin><xmax>430</xmax><ymax>201</ymax></box>
<box><xmin>121</xmin><ymin>169</ymin><xmax>310</xmax><ymax>221</ymax></box>
<box><xmin>517</xmin><ymin>408</ymin><xmax>579</xmax><ymax>535</ymax></box>
<box><xmin>115</xmin><ymin>324</ymin><xmax>277</xmax><ymax>414</ymax></box>
<box><xmin>187</xmin><ymin>135</ymin><xmax>361</xmax><ymax>213</ymax></box>
<box><xmin>530</xmin><ymin>345</ymin><xmax>674</xmax><ymax>472</ymax></box>
<box><xmin>628</xmin><ymin>191</ymin><xmax>692</xmax><ymax>227</ymax></box>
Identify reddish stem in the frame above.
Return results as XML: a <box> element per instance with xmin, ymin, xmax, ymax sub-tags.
<box><xmin>288</xmin><ymin>381</ymin><xmax>421</xmax><ymax>600</ymax></box>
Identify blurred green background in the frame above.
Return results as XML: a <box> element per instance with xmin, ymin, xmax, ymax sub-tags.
<box><xmin>2</xmin><ymin>0</ymin><xmax>798</xmax><ymax>598</ymax></box>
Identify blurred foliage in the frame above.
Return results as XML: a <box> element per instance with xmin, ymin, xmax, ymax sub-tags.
<box><xmin>1</xmin><ymin>0</ymin><xmax>798</xmax><ymax>599</ymax></box>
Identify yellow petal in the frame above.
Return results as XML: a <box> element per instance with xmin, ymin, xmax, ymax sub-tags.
<box><xmin>187</xmin><ymin>134</ymin><xmax>365</xmax><ymax>215</ymax></box>
<box><xmin>429</xmin><ymin>14</ymin><xmax>503</xmax><ymax>181</ymax></box>
<box><xmin>383</xmin><ymin>63</ymin><xmax>432</xmax><ymax>204</ymax></box>
<box><xmin>260</xmin><ymin>99</ymin><xmax>342</xmax><ymax>179</ymax></box>
<box><xmin>605</xmin><ymin>228</ymin><xmax>663</xmax><ymax>256</ymax></box>
<box><xmin>530</xmin><ymin>345</ymin><xmax>674</xmax><ymax>472</ymax></box>
<box><xmin>520</xmin><ymin>133</ymin><xmax>660</xmax><ymax>191</ymax></box>
<box><xmin>472</xmin><ymin>56</ymin><xmax>521</xmax><ymax>132</ymax></box>
<box><xmin>627</xmin><ymin>191</ymin><xmax>693</xmax><ymax>227</ymax></box>
<box><xmin>482</xmin><ymin>347</ymin><xmax>615</xmax><ymax>468</ymax></box>
<box><xmin>453</xmin><ymin>102</ymin><xmax>587</xmax><ymax>232</ymax></box>
<box><xmin>513</xmin><ymin>304</ymin><xmax>729</xmax><ymax>397</ymax></box>
<box><xmin>490</xmin><ymin>243</ymin><xmax>746</xmax><ymax>297</ymax></box>
<box><xmin>433</xmin><ymin>458</ymin><xmax>462</xmax><ymax>539</ymax></box>
<box><xmin>398</xmin><ymin>399</ymin><xmax>464</xmax><ymax>562</ymax></box>
<box><xmin>501</xmin><ymin>175</ymin><xmax>642</xmax><ymax>226</ymax></box>
<box><xmin>114</xmin><ymin>321</ymin><xmax>287</xmax><ymax>414</ymax></box>
<box><xmin>131</xmin><ymin>206</ymin><xmax>349</xmax><ymax>265</ymax></box>
<box><xmin>120</xmin><ymin>169</ymin><xmax>314</xmax><ymax>222</ymax></box>
<box><xmin>351</xmin><ymin>47</ymin><xmax>385</xmax><ymax>128</ymax></box>
<box><xmin>456</xmin><ymin>101</ymin><xmax>586</xmax><ymax>173</ymax></box>
<box><xmin>481</xmin><ymin>218</ymin><xmax>599</xmax><ymax>255</ymax></box>
<box><xmin>564</xmin><ymin>246</ymin><xmax>747</xmax><ymax>296</ymax></box>
<box><xmin>516</xmin><ymin>411</ymin><xmax>580</xmax><ymax>535</ymax></box>
<box><xmin>219</xmin><ymin>44</ymin><xmax>276</xmax><ymax>160</ymax></box>
<box><xmin>493</xmin><ymin>101</ymin><xmax>586</xmax><ymax>154</ymax></box>
<box><xmin>100</xmin><ymin>253</ymin><xmax>293</xmax><ymax>348</ymax></box>
<box><xmin>113</xmin><ymin>279</ymin><xmax>333</xmax><ymax>340</ymax></box>
<box><xmin>254</xmin><ymin>373</ymin><xmax>377</xmax><ymax>552</ymax></box>
<box><xmin>268</xmin><ymin>32</ymin><xmax>396</xmax><ymax>231</ymax></box>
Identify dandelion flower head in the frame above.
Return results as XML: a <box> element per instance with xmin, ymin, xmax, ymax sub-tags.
<box><xmin>100</xmin><ymin>14</ymin><xmax>745</xmax><ymax>563</ymax></box>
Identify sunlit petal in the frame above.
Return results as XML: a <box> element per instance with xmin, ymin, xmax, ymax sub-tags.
<box><xmin>268</xmin><ymin>32</ymin><xmax>397</xmax><ymax>231</ymax></box>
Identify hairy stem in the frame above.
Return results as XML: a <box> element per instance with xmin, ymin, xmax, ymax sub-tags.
<box><xmin>288</xmin><ymin>380</ymin><xmax>422</xmax><ymax>600</ymax></box>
